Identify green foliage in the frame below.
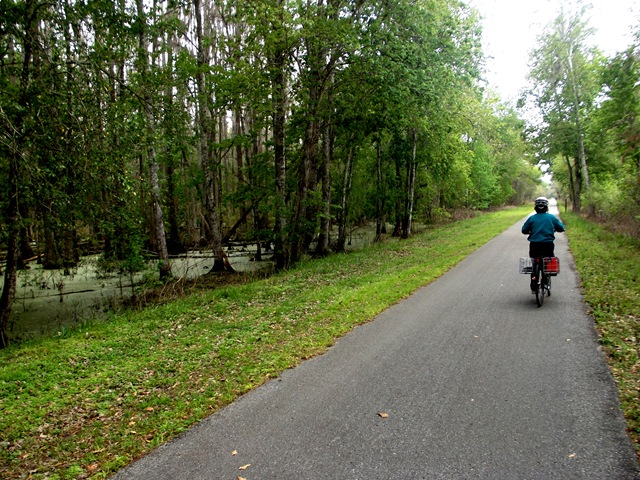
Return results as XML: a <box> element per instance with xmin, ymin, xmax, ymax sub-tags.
<box><xmin>524</xmin><ymin>6</ymin><xmax>602</xmax><ymax>211</ymax></box>
<box><xmin>581</xmin><ymin>179</ymin><xmax>626</xmax><ymax>217</ymax></box>
<box><xmin>97</xmin><ymin>230</ymin><xmax>148</xmax><ymax>278</ymax></box>
<box><xmin>585</xmin><ymin>43</ymin><xmax>640</xmax><ymax>222</ymax></box>
<box><xmin>525</xmin><ymin>6</ymin><xmax>640</xmax><ymax>225</ymax></box>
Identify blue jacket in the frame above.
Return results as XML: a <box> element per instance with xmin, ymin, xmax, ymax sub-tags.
<box><xmin>521</xmin><ymin>212</ymin><xmax>565</xmax><ymax>243</ymax></box>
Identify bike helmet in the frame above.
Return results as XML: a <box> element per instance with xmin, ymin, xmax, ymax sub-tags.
<box><xmin>534</xmin><ymin>196</ymin><xmax>549</xmax><ymax>213</ymax></box>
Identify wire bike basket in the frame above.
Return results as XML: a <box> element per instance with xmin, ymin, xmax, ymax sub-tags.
<box><xmin>519</xmin><ymin>257</ymin><xmax>533</xmax><ymax>274</ymax></box>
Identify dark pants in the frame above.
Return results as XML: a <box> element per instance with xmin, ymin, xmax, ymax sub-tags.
<box><xmin>529</xmin><ymin>242</ymin><xmax>554</xmax><ymax>291</ymax></box>
<box><xmin>529</xmin><ymin>242</ymin><xmax>555</xmax><ymax>258</ymax></box>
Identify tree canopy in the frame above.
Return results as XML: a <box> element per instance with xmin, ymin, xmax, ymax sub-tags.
<box><xmin>523</xmin><ymin>4</ymin><xmax>640</xmax><ymax>223</ymax></box>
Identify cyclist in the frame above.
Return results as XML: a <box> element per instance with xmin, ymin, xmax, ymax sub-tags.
<box><xmin>521</xmin><ymin>197</ymin><xmax>565</xmax><ymax>291</ymax></box>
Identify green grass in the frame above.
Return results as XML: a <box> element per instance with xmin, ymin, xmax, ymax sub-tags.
<box><xmin>563</xmin><ymin>212</ymin><xmax>640</xmax><ymax>457</ymax></box>
<box><xmin>0</xmin><ymin>204</ymin><xmax>636</xmax><ymax>478</ymax></box>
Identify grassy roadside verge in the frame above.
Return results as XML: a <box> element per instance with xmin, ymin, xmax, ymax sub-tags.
<box><xmin>0</xmin><ymin>206</ymin><xmax>529</xmax><ymax>479</ymax></box>
<box><xmin>562</xmin><ymin>212</ymin><xmax>640</xmax><ymax>458</ymax></box>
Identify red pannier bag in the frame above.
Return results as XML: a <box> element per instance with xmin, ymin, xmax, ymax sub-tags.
<box><xmin>543</xmin><ymin>257</ymin><xmax>560</xmax><ymax>275</ymax></box>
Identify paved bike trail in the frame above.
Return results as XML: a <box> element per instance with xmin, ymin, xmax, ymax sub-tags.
<box><xmin>112</xmin><ymin>216</ymin><xmax>640</xmax><ymax>479</ymax></box>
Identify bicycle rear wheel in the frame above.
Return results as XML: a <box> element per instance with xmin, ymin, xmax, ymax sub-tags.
<box><xmin>546</xmin><ymin>275</ymin><xmax>551</xmax><ymax>297</ymax></box>
<box><xmin>536</xmin><ymin>272</ymin><xmax>545</xmax><ymax>307</ymax></box>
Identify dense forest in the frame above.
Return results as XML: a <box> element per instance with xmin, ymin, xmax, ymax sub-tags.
<box><xmin>1</xmin><ymin>0</ymin><xmax>638</xmax><ymax>348</ymax></box>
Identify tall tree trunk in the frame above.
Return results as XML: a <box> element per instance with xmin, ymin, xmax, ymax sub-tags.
<box><xmin>401</xmin><ymin>128</ymin><xmax>418</xmax><ymax>239</ymax></box>
<box><xmin>234</xmin><ymin>108</ymin><xmax>245</xmax><ymax>186</ymax></box>
<box><xmin>375</xmin><ymin>140</ymin><xmax>385</xmax><ymax>242</ymax></box>
<box><xmin>271</xmin><ymin>1</ymin><xmax>289</xmax><ymax>270</ymax></box>
<box><xmin>336</xmin><ymin>144</ymin><xmax>355</xmax><ymax>252</ymax></box>
<box><xmin>165</xmin><ymin>30</ymin><xmax>184</xmax><ymax>254</ymax></box>
<box><xmin>149</xmin><ymin>161</ymin><xmax>171</xmax><ymax>278</ymax></box>
<box><xmin>0</xmin><ymin>153</ymin><xmax>21</xmax><ymax>349</ymax></box>
<box><xmin>194</xmin><ymin>0</ymin><xmax>233</xmax><ymax>272</ymax></box>
<box><xmin>291</xmin><ymin>103</ymin><xmax>318</xmax><ymax>263</ymax></box>
<box><xmin>166</xmin><ymin>154</ymin><xmax>184</xmax><ymax>254</ymax></box>
<box><xmin>230</xmin><ymin>107</ymin><xmax>246</xmax><ymax>241</ymax></box>
<box><xmin>316</xmin><ymin>121</ymin><xmax>333</xmax><ymax>256</ymax></box>
<box><xmin>564</xmin><ymin>154</ymin><xmax>579</xmax><ymax>213</ymax></box>
<box><xmin>0</xmin><ymin>4</ymin><xmax>40</xmax><ymax>348</ymax></box>
<box><xmin>249</xmin><ymin>127</ymin><xmax>270</xmax><ymax>262</ymax></box>
<box><xmin>573</xmin><ymin>156</ymin><xmax>582</xmax><ymax>213</ymax></box>
<box><xmin>392</xmin><ymin>153</ymin><xmax>403</xmax><ymax>237</ymax></box>
<box><xmin>18</xmin><ymin>202</ymin><xmax>35</xmax><ymax>269</ymax></box>
<box><xmin>137</xmin><ymin>0</ymin><xmax>172</xmax><ymax>280</ymax></box>
<box><xmin>576</xmin><ymin>134</ymin><xmax>590</xmax><ymax>192</ymax></box>
<box><xmin>566</xmin><ymin>46</ymin><xmax>591</xmax><ymax>192</ymax></box>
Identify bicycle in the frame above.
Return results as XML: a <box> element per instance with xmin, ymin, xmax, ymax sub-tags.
<box><xmin>520</xmin><ymin>256</ymin><xmax>560</xmax><ymax>307</ymax></box>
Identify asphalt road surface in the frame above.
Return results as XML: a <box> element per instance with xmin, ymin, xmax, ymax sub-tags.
<box><xmin>113</xmin><ymin>215</ymin><xmax>640</xmax><ymax>480</ymax></box>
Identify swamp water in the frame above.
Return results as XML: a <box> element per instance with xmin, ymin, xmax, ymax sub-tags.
<box><xmin>2</xmin><ymin>225</ymin><xmax>386</xmax><ymax>341</ymax></box>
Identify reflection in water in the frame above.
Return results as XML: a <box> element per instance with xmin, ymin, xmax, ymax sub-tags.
<box><xmin>2</xmin><ymin>224</ymin><xmax>389</xmax><ymax>340</ymax></box>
